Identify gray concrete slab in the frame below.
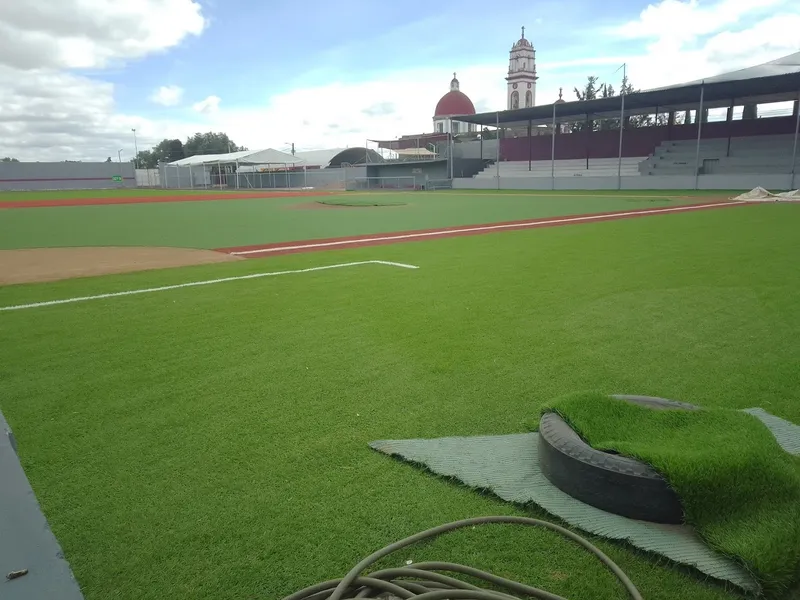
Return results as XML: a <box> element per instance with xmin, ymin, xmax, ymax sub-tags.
<box><xmin>0</xmin><ymin>410</ymin><xmax>84</xmax><ymax>599</ymax></box>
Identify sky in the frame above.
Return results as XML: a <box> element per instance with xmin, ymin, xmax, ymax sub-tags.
<box><xmin>0</xmin><ymin>0</ymin><xmax>798</xmax><ymax>161</ymax></box>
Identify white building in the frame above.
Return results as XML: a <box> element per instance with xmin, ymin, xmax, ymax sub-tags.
<box><xmin>506</xmin><ymin>26</ymin><xmax>538</xmax><ymax>110</ymax></box>
<box><xmin>432</xmin><ymin>73</ymin><xmax>477</xmax><ymax>135</ymax></box>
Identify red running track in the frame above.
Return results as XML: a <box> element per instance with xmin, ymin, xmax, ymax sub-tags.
<box><xmin>217</xmin><ymin>200</ymin><xmax>750</xmax><ymax>258</ymax></box>
<box><xmin>0</xmin><ymin>190</ymin><xmax>332</xmax><ymax>209</ymax></box>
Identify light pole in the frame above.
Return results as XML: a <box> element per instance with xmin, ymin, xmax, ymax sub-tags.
<box><xmin>131</xmin><ymin>128</ymin><xmax>139</xmax><ymax>168</ymax></box>
<box><xmin>117</xmin><ymin>149</ymin><xmax>123</xmax><ymax>163</ymax></box>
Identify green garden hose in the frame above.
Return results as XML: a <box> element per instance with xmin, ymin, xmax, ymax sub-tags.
<box><xmin>282</xmin><ymin>515</ymin><xmax>643</xmax><ymax>600</ymax></box>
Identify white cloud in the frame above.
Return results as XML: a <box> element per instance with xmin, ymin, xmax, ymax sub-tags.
<box><xmin>0</xmin><ymin>1</ymin><xmax>207</xmax><ymax>161</ymax></box>
<box><xmin>193</xmin><ymin>95</ymin><xmax>221</xmax><ymax>114</ymax></box>
<box><xmin>164</xmin><ymin>0</ymin><xmax>800</xmax><ymax>154</ymax></box>
<box><xmin>0</xmin><ymin>65</ymin><xmax>204</xmax><ymax>162</ymax></box>
<box><xmin>613</xmin><ymin>0</ymin><xmax>785</xmax><ymax>42</ymax></box>
<box><xmin>0</xmin><ymin>0</ymin><xmax>797</xmax><ymax>161</ymax></box>
<box><xmin>0</xmin><ymin>0</ymin><xmax>206</xmax><ymax>70</ymax></box>
<box><xmin>150</xmin><ymin>85</ymin><xmax>184</xmax><ymax>106</ymax></box>
<box><xmin>611</xmin><ymin>0</ymin><xmax>800</xmax><ymax>90</ymax></box>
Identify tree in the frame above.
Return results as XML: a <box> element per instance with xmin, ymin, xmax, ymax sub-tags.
<box><xmin>183</xmin><ymin>132</ymin><xmax>245</xmax><ymax>158</ymax></box>
<box><xmin>597</xmin><ymin>83</ymin><xmax>619</xmax><ymax>131</ymax></box>
<box><xmin>134</xmin><ymin>139</ymin><xmax>184</xmax><ymax>168</ymax></box>
<box><xmin>570</xmin><ymin>76</ymin><xmax>600</xmax><ymax>133</ymax></box>
<box><xmin>1</xmin><ymin>157</ymin><xmax>19</xmax><ymax>162</ymax></box>
<box><xmin>135</xmin><ymin>132</ymin><xmax>245</xmax><ymax>168</ymax></box>
<box><xmin>154</xmin><ymin>139</ymin><xmax>185</xmax><ymax>163</ymax></box>
<box><xmin>134</xmin><ymin>149</ymin><xmax>157</xmax><ymax>169</ymax></box>
<box><xmin>654</xmin><ymin>112</ymin><xmax>686</xmax><ymax>126</ymax></box>
<box><xmin>106</xmin><ymin>156</ymin><xmax>112</xmax><ymax>162</ymax></box>
<box><xmin>572</xmin><ymin>74</ymin><xmax>656</xmax><ymax>131</ymax></box>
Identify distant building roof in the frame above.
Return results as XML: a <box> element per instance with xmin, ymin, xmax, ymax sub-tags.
<box><xmin>434</xmin><ymin>73</ymin><xmax>476</xmax><ymax>118</ymax></box>
<box><xmin>293</xmin><ymin>148</ymin><xmax>347</xmax><ymax>168</ymax></box>
<box><xmin>168</xmin><ymin>148</ymin><xmax>303</xmax><ymax>166</ymax></box>
<box><xmin>328</xmin><ymin>147</ymin><xmax>384</xmax><ymax>167</ymax></box>
<box><xmin>457</xmin><ymin>51</ymin><xmax>800</xmax><ymax>128</ymax></box>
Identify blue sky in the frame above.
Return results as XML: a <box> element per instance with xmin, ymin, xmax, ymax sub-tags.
<box><xmin>1</xmin><ymin>0</ymin><xmax>798</xmax><ymax>160</ymax></box>
<box><xmin>108</xmin><ymin>0</ymin><xmax>614</xmax><ymax>112</ymax></box>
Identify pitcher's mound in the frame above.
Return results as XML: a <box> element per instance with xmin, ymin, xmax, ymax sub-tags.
<box><xmin>0</xmin><ymin>247</ymin><xmax>242</xmax><ymax>285</ymax></box>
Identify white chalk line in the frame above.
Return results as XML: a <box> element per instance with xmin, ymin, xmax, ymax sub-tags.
<box><xmin>232</xmin><ymin>202</ymin><xmax>743</xmax><ymax>256</ymax></box>
<box><xmin>0</xmin><ymin>260</ymin><xmax>419</xmax><ymax>312</ymax></box>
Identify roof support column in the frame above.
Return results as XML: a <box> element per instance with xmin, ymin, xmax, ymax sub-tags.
<box><xmin>550</xmin><ymin>103</ymin><xmax>557</xmax><ymax>190</ymax></box>
<box><xmin>449</xmin><ymin>122</ymin><xmax>455</xmax><ymax>179</ymax></box>
<box><xmin>726</xmin><ymin>98</ymin><xmax>735</xmax><ymax>158</ymax></box>
<box><xmin>667</xmin><ymin>111</ymin><xmax>674</xmax><ymax>141</ymax></box>
<box><xmin>495</xmin><ymin>112</ymin><xmax>500</xmax><ymax>189</ymax></box>
<box><xmin>617</xmin><ymin>91</ymin><xmax>625</xmax><ymax>190</ymax></box>
<box><xmin>791</xmin><ymin>89</ymin><xmax>800</xmax><ymax>189</ymax></box>
<box><xmin>693</xmin><ymin>83</ymin><xmax>706</xmax><ymax>191</ymax></box>
<box><xmin>528</xmin><ymin>120</ymin><xmax>532</xmax><ymax>171</ymax></box>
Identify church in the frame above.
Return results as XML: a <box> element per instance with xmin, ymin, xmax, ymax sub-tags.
<box><xmin>432</xmin><ymin>26</ymin><xmax>540</xmax><ymax>135</ymax></box>
<box><xmin>383</xmin><ymin>27</ymin><xmax>554</xmax><ymax>149</ymax></box>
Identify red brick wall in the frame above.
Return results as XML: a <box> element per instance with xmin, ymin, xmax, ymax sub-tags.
<box><xmin>499</xmin><ymin>116</ymin><xmax>797</xmax><ymax>161</ymax></box>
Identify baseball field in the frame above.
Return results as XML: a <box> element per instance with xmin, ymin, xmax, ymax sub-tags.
<box><xmin>1</xmin><ymin>187</ymin><xmax>798</xmax><ymax>600</ymax></box>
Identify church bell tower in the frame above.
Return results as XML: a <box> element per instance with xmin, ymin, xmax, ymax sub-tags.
<box><xmin>506</xmin><ymin>26</ymin><xmax>538</xmax><ymax>110</ymax></box>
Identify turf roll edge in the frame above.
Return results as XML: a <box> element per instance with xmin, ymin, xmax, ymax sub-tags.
<box><xmin>537</xmin><ymin>392</ymin><xmax>800</xmax><ymax>596</ymax></box>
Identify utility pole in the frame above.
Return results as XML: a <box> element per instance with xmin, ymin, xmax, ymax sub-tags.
<box><xmin>131</xmin><ymin>129</ymin><xmax>139</xmax><ymax>168</ymax></box>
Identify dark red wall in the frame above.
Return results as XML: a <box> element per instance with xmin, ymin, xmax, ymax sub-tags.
<box><xmin>499</xmin><ymin>116</ymin><xmax>797</xmax><ymax>161</ymax></box>
<box><xmin>379</xmin><ymin>134</ymin><xmax>449</xmax><ymax>150</ymax></box>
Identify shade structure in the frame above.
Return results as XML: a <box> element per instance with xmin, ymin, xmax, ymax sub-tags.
<box><xmin>455</xmin><ymin>52</ymin><xmax>800</xmax><ymax>128</ymax></box>
<box><xmin>168</xmin><ymin>148</ymin><xmax>305</xmax><ymax>167</ymax></box>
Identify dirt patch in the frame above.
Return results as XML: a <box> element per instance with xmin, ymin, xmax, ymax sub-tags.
<box><xmin>288</xmin><ymin>201</ymin><xmax>364</xmax><ymax>210</ymax></box>
<box><xmin>287</xmin><ymin>200</ymin><xmax>408</xmax><ymax>210</ymax></box>
<box><xmin>0</xmin><ymin>247</ymin><xmax>242</xmax><ymax>285</ymax></box>
<box><xmin>0</xmin><ymin>190</ymin><xmax>333</xmax><ymax>210</ymax></box>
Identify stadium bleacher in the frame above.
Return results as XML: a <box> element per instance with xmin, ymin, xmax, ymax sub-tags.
<box><xmin>471</xmin><ymin>133</ymin><xmax>797</xmax><ymax>179</ymax></box>
<box><xmin>640</xmin><ymin>133</ymin><xmax>798</xmax><ymax>175</ymax></box>
<box><xmin>473</xmin><ymin>157</ymin><xmax>645</xmax><ymax>179</ymax></box>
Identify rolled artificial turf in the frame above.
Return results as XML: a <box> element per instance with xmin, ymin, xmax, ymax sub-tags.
<box><xmin>538</xmin><ymin>392</ymin><xmax>800</xmax><ymax>596</ymax></box>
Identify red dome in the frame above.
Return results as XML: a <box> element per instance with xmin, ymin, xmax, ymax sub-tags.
<box><xmin>434</xmin><ymin>90</ymin><xmax>476</xmax><ymax>117</ymax></box>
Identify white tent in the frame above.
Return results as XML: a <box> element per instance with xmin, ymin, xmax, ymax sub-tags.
<box><xmin>293</xmin><ymin>148</ymin><xmax>347</xmax><ymax>168</ymax></box>
<box><xmin>651</xmin><ymin>52</ymin><xmax>800</xmax><ymax>91</ymax></box>
<box><xmin>394</xmin><ymin>147</ymin><xmax>438</xmax><ymax>158</ymax></box>
<box><xmin>236</xmin><ymin>148</ymin><xmax>351</xmax><ymax>172</ymax></box>
<box><xmin>168</xmin><ymin>148</ymin><xmax>305</xmax><ymax>167</ymax></box>
<box><xmin>165</xmin><ymin>148</ymin><xmax>306</xmax><ymax>189</ymax></box>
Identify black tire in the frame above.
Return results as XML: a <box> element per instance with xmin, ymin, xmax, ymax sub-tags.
<box><xmin>538</xmin><ymin>395</ymin><xmax>699</xmax><ymax>524</ymax></box>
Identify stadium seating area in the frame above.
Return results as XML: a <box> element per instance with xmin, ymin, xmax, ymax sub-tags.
<box><xmin>473</xmin><ymin>157</ymin><xmax>645</xmax><ymax>179</ymax></box>
<box><xmin>640</xmin><ymin>133</ymin><xmax>798</xmax><ymax>175</ymax></box>
<box><xmin>471</xmin><ymin>133</ymin><xmax>797</xmax><ymax>179</ymax></box>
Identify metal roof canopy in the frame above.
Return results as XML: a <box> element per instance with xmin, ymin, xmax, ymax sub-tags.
<box><xmin>168</xmin><ymin>148</ymin><xmax>305</xmax><ymax>166</ymax></box>
<box><xmin>457</xmin><ymin>52</ymin><xmax>800</xmax><ymax>128</ymax></box>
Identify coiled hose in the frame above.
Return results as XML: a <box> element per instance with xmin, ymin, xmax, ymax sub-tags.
<box><xmin>282</xmin><ymin>515</ymin><xmax>643</xmax><ymax>600</ymax></box>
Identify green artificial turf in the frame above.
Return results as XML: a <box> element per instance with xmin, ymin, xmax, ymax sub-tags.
<box><xmin>0</xmin><ymin>190</ymin><xmax>713</xmax><ymax>250</ymax></box>
<box><xmin>1</xmin><ymin>204</ymin><xmax>799</xmax><ymax>600</ymax></box>
<box><xmin>538</xmin><ymin>392</ymin><xmax>800</xmax><ymax>596</ymax></box>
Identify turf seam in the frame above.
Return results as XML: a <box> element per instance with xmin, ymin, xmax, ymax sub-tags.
<box><xmin>0</xmin><ymin>260</ymin><xmax>419</xmax><ymax>312</ymax></box>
